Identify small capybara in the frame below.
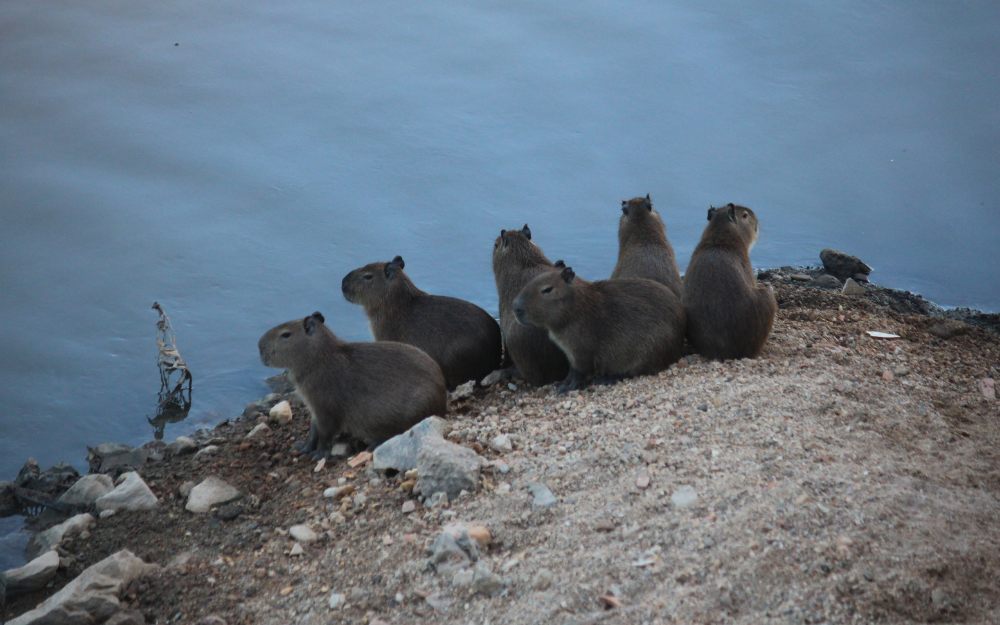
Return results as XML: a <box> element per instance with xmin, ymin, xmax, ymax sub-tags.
<box><xmin>610</xmin><ymin>194</ymin><xmax>683</xmax><ymax>297</ymax></box>
<box><xmin>342</xmin><ymin>255</ymin><xmax>502</xmax><ymax>389</ymax></box>
<box><xmin>258</xmin><ymin>312</ymin><xmax>447</xmax><ymax>459</ymax></box>
<box><xmin>682</xmin><ymin>203</ymin><xmax>777</xmax><ymax>360</ymax></box>
<box><xmin>492</xmin><ymin>225</ymin><xmax>570</xmax><ymax>386</ymax></box>
<box><xmin>512</xmin><ymin>264</ymin><xmax>685</xmax><ymax>392</ymax></box>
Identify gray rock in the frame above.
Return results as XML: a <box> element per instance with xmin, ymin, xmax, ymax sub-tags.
<box><xmin>532</xmin><ymin>568</ymin><xmax>555</xmax><ymax>590</ymax></box>
<box><xmin>671</xmin><ymin>486</ymin><xmax>699</xmax><ymax>508</ymax></box>
<box><xmin>24</xmin><ymin>462</ymin><xmax>80</xmax><ymax>496</ymax></box>
<box><xmin>452</xmin><ymin>568</ymin><xmax>475</xmax><ymax>588</ymax></box>
<box><xmin>289</xmin><ymin>525</ymin><xmax>318</xmax><ymax>543</ymax></box>
<box><xmin>1</xmin><ymin>481</ymin><xmax>18</xmax><ymax>516</ymax></box>
<box><xmin>814</xmin><ymin>274</ymin><xmax>842</xmax><ymax>289</ymax></box>
<box><xmin>790</xmin><ymin>273</ymin><xmax>813</xmax><ymax>281</ymax></box>
<box><xmin>186</xmin><ymin>477</ymin><xmax>240</xmax><ymax>513</ymax></box>
<box><xmin>425</xmin><ymin>491</ymin><xmax>448</xmax><ymax>508</ymax></box>
<box><xmin>6</xmin><ymin>549</ymin><xmax>157</xmax><ymax>625</ymax></box>
<box><xmin>416</xmin><ymin>436</ymin><xmax>482</xmax><ymax>501</ymax></box>
<box><xmin>328</xmin><ymin>592</ymin><xmax>345</xmax><ymax>609</ymax></box>
<box><xmin>842</xmin><ymin>278</ymin><xmax>866</xmax><ymax>296</ymax></box>
<box><xmin>928</xmin><ymin>320</ymin><xmax>969</xmax><ymax>340</ymax></box>
<box><xmin>216</xmin><ymin>504</ymin><xmax>243</xmax><ymax>521</ymax></box>
<box><xmin>179</xmin><ymin>481</ymin><xmax>196</xmax><ymax>498</ymax></box>
<box><xmin>57</xmin><ymin>474</ymin><xmax>114</xmax><ymax>507</ymax></box>
<box><xmin>820</xmin><ymin>248</ymin><xmax>872</xmax><ymax>281</ymax></box>
<box><xmin>266</xmin><ymin>371</ymin><xmax>296</xmax><ymax>395</ymax></box>
<box><xmin>14</xmin><ymin>459</ymin><xmax>40</xmax><ymax>488</ymax></box>
<box><xmin>95</xmin><ymin>472</ymin><xmax>158</xmax><ymax>512</ymax></box>
<box><xmin>470</xmin><ymin>561</ymin><xmax>504</xmax><ymax>597</ymax></box>
<box><xmin>245</xmin><ymin>423</ymin><xmax>271</xmax><ymax>440</ymax></box>
<box><xmin>450</xmin><ymin>380</ymin><xmax>475</xmax><ymax>401</ymax></box>
<box><xmin>489</xmin><ymin>434</ymin><xmax>513</xmax><ymax>454</ymax></box>
<box><xmin>528</xmin><ymin>482</ymin><xmax>558</xmax><ymax>509</ymax></box>
<box><xmin>373</xmin><ymin>416</ymin><xmax>448</xmax><ymax>472</ymax></box>
<box><xmin>242</xmin><ymin>393</ymin><xmax>282</xmax><ymax>419</ymax></box>
<box><xmin>480</xmin><ymin>369</ymin><xmax>506</xmax><ymax>387</ymax></box>
<box><xmin>194</xmin><ymin>445</ymin><xmax>220</xmax><ymax>459</ymax></box>
<box><xmin>25</xmin><ymin>513</ymin><xmax>95</xmax><ymax>561</ymax></box>
<box><xmin>164</xmin><ymin>436</ymin><xmax>198</xmax><ymax>457</ymax></box>
<box><xmin>89</xmin><ymin>445</ymin><xmax>150</xmax><ymax>475</ymax></box>
<box><xmin>3</xmin><ymin>551</ymin><xmax>60</xmax><ymax>595</ymax></box>
<box><xmin>427</xmin><ymin>530</ymin><xmax>478</xmax><ymax>577</ymax></box>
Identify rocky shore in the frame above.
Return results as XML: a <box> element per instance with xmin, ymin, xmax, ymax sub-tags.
<box><xmin>2</xmin><ymin>266</ymin><xmax>998</xmax><ymax>625</ymax></box>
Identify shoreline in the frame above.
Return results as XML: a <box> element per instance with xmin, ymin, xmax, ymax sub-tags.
<box><xmin>2</xmin><ymin>270</ymin><xmax>998</xmax><ymax>624</ymax></box>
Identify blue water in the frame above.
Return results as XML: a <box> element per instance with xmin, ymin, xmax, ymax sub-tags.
<box><xmin>1</xmin><ymin>0</ymin><xmax>999</xmax><ymax>568</ymax></box>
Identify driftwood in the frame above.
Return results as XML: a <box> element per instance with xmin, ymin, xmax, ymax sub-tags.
<box><xmin>150</xmin><ymin>302</ymin><xmax>192</xmax><ymax>439</ymax></box>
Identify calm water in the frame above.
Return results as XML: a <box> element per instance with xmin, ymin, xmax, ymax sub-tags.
<box><xmin>1</xmin><ymin>0</ymin><xmax>999</xmax><ymax>566</ymax></box>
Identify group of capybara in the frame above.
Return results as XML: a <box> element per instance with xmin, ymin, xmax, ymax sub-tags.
<box><xmin>258</xmin><ymin>196</ymin><xmax>777</xmax><ymax>459</ymax></box>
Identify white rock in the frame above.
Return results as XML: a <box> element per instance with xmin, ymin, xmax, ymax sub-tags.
<box><xmin>269</xmin><ymin>400</ymin><xmax>293</xmax><ymax>425</ymax></box>
<box><xmin>57</xmin><ymin>474</ymin><xmax>114</xmax><ymax>507</ymax></box>
<box><xmin>489</xmin><ymin>434</ymin><xmax>512</xmax><ymax>454</ymax></box>
<box><xmin>185</xmin><ymin>476</ymin><xmax>241</xmax><ymax>513</ymax></box>
<box><xmin>99</xmin><ymin>509</ymin><xmax>116</xmax><ymax>519</ymax></box>
<box><xmin>95</xmin><ymin>472</ymin><xmax>158</xmax><ymax>512</ymax></box>
<box><xmin>245</xmin><ymin>423</ymin><xmax>271</xmax><ymax>440</ymax></box>
<box><xmin>328</xmin><ymin>592</ymin><xmax>345</xmax><ymax>609</ymax></box>
<box><xmin>179</xmin><ymin>481</ymin><xmax>196</xmax><ymax>498</ymax></box>
<box><xmin>25</xmin><ymin>513</ymin><xmax>95</xmax><ymax>560</ymax></box>
<box><xmin>289</xmin><ymin>543</ymin><xmax>304</xmax><ymax>556</ymax></box>
<box><xmin>194</xmin><ymin>445</ymin><xmax>219</xmax><ymax>458</ymax></box>
<box><xmin>289</xmin><ymin>525</ymin><xmax>318</xmax><ymax>543</ymax></box>
<box><xmin>3</xmin><ymin>551</ymin><xmax>60</xmax><ymax>595</ymax></box>
<box><xmin>163</xmin><ymin>436</ymin><xmax>198</xmax><ymax>456</ymax></box>
<box><xmin>480</xmin><ymin>369</ymin><xmax>505</xmax><ymax>387</ymax></box>
<box><xmin>842</xmin><ymin>278</ymin><xmax>866</xmax><ymax>296</ymax></box>
<box><xmin>671</xmin><ymin>486</ymin><xmax>698</xmax><ymax>508</ymax></box>
<box><xmin>450</xmin><ymin>380</ymin><xmax>475</xmax><ymax>401</ymax></box>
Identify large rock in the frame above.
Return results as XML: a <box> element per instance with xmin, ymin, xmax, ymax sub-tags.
<box><xmin>95</xmin><ymin>472</ymin><xmax>158</xmax><ymax>512</ymax></box>
<box><xmin>373</xmin><ymin>417</ymin><xmax>448</xmax><ymax>472</ymax></box>
<box><xmin>14</xmin><ymin>459</ymin><xmax>40</xmax><ymax>488</ymax></box>
<box><xmin>25</xmin><ymin>514</ymin><xmax>95</xmax><ymax>561</ymax></box>
<box><xmin>3</xmin><ymin>550</ymin><xmax>60</xmax><ymax>595</ymax></box>
<box><xmin>928</xmin><ymin>320</ymin><xmax>969</xmax><ymax>340</ymax></box>
<box><xmin>87</xmin><ymin>444</ymin><xmax>149</xmax><ymax>475</ymax></box>
<box><xmin>186</xmin><ymin>476</ymin><xmax>241</xmax><ymax>513</ymax></box>
<box><xmin>57</xmin><ymin>474</ymin><xmax>115</xmax><ymax>507</ymax></box>
<box><xmin>415</xmin><ymin>436</ymin><xmax>482</xmax><ymax>501</ymax></box>
<box><xmin>820</xmin><ymin>248</ymin><xmax>872</xmax><ymax>281</ymax></box>
<box><xmin>164</xmin><ymin>436</ymin><xmax>198</xmax><ymax>457</ymax></box>
<box><xmin>7</xmin><ymin>549</ymin><xmax>157</xmax><ymax>625</ymax></box>
<box><xmin>21</xmin><ymin>462</ymin><xmax>80</xmax><ymax>496</ymax></box>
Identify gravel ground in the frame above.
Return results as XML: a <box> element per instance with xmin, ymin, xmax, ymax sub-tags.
<box><xmin>4</xmin><ymin>279</ymin><xmax>999</xmax><ymax>625</ymax></box>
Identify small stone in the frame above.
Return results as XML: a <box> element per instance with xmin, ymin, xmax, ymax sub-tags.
<box><xmin>450</xmin><ymin>380</ymin><xmax>475</xmax><ymax>401</ymax></box>
<box><xmin>928</xmin><ymin>320</ymin><xmax>969</xmax><ymax>340</ymax></box>
<box><xmin>216</xmin><ymin>504</ymin><xmax>243</xmax><ymax>521</ymax></box>
<box><xmin>186</xmin><ymin>476</ymin><xmax>241</xmax><ymax>513</ymax></box>
<box><xmin>452</xmin><ymin>568</ymin><xmax>475</xmax><ymax>588</ymax></box>
<box><xmin>480</xmin><ymin>369</ymin><xmax>505</xmax><ymax>387</ymax></box>
<box><xmin>329</xmin><ymin>512</ymin><xmax>347</xmax><ymax>524</ymax></box>
<box><xmin>3</xmin><ymin>551</ymin><xmax>60</xmax><ymax>595</ymax></box>
<box><xmin>25</xmin><ymin>513</ymin><xmax>95</xmax><ymax>560</ymax></box>
<box><xmin>670</xmin><ymin>486</ymin><xmax>698</xmax><ymax>508</ymax></box>
<box><xmin>790</xmin><ymin>273</ymin><xmax>813</xmax><ymax>281</ymax></box>
<box><xmin>323</xmin><ymin>484</ymin><xmax>354</xmax><ymax>499</ymax></box>
<box><xmin>99</xmin><ymin>509</ymin><xmax>116</xmax><ymax>519</ymax></box>
<box><xmin>931</xmin><ymin>587</ymin><xmax>951</xmax><ymax>607</ymax></box>
<box><xmin>352</xmin><ymin>493</ymin><xmax>368</xmax><ymax>506</ymax></box>
<box><xmin>268</xmin><ymin>400</ymin><xmax>293</xmax><ymax>425</ymax></box>
<box><xmin>289</xmin><ymin>525</ymin><xmax>319</xmax><ymax>543</ymax></box>
<box><xmin>427</xmin><ymin>531</ymin><xmax>477</xmax><ymax>577</ymax></box>
<box><xmin>400</xmin><ymin>479</ymin><xmax>416</xmax><ymax>493</ymax></box>
<box><xmin>842</xmin><ymin>278</ymin><xmax>866</xmax><ymax>295</ymax></box>
<box><xmin>245</xmin><ymin>423</ymin><xmax>271</xmax><ymax>440</ymax></box>
<box><xmin>280</xmin><ymin>585</ymin><xmax>294</xmax><ymax>595</ymax></box>
<box><xmin>892</xmin><ymin>366</ymin><xmax>909</xmax><ymax>377</ymax></box>
<box><xmin>288</xmin><ymin>543</ymin><xmax>304</xmax><ymax>556</ymax></box>
<box><xmin>194</xmin><ymin>445</ymin><xmax>219</xmax><ymax>458</ymax></box>
<box><xmin>636</xmin><ymin>475</ymin><xmax>650</xmax><ymax>489</ymax></box>
<box><xmin>815</xmin><ymin>274</ymin><xmax>842</xmax><ymax>289</ymax></box>
<box><xmin>328</xmin><ymin>592</ymin><xmax>345</xmax><ymax>609</ymax></box>
<box><xmin>980</xmin><ymin>378</ymin><xmax>996</xmax><ymax>401</ymax></box>
<box><xmin>401</xmin><ymin>500</ymin><xmax>416</xmax><ymax>514</ymax></box>
<box><xmin>57</xmin><ymin>474</ymin><xmax>114</xmax><ymax>507</ymax></box>
<box><xmin>532</xmin><ymin>568</ymin><xmax>554</xmax><ymax>591</ymax></box>
<box><xmin>94</xmin><ymin>472</ymin><xmax>158</xmax><ymax>512</ymax></box>
<box><xmin>489</xmin><ymin>434</ymin><xmax>513</xmax><ymax>454</ymax></box>
<box><xmin>164</xmin><ymin>436</ymin><xmax>198</xmax><ymax>456</ymax></box>
<box><xmin>426</xmin><ymin>491</ymin><xmax>448</xmax><ymax>508</ymax></box>
<box><xmin>466</xmin><ymin>525</ymin><xmax>491</xmax><ymax>550</ymax></box>
<box><xmin>528</xmin><ymin>482</ymin><xmax>558</xmax><ymax>509</ymax></box>
<box><xmin>179</xmin><ymin>481</ymin><xmax>196</xmax><ymax>498</ymax></box>
<box><xmin>881</xmin><ymin>369</ymin><xmax>894</xmax><ymax>381</ymax></box>
<box><xmin>470</xmin><ymin>561</ymin><xmax>504</xmax><ymax>596</ymax></box>
<box><xmin>507</xmin><ymin>382</ymin><xmax>518</xmax><ymax>391</ymax></box>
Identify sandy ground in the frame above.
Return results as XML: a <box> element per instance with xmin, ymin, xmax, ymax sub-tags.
<box><xmin>3</xmin><ymin>279</ymin><xmax>999</xmax><ymax>625</ymax></box>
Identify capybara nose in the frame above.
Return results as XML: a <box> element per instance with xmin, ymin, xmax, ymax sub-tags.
<box><xmin>341</xmin><ymin>275</ymin><xmax>350</xmax><ymax>293</ymax></box>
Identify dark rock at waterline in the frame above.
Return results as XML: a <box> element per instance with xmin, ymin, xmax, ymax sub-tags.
<box><xmin>13</xmin><ymin>460</ymin><xmax>79</xmax><ymax>497</ymax></box>
<box><xmin>266</xmin><ymin>371</ymin><xmax>296</xmax><ymax>395</ymax></box>
<box><xmin>1</xmin><ymin>480</ymin><xmax>18</xmax><ymax>516</ymax></box>
<box><xmin>14</xmin><ymin>458</ymin><xmax>40</xmax><ymax>488</ymax></box>
<box><xmin>820</xmin><ymin>248</ymin><xmax>872</xmax><ymax>281</ymax></box>
<box><xmin>242</xmin><ymin>393</ymin><xmax>283</xmax><ymax>420</ymax></box>
<box><xmin>86</xmin><ymin>444</ymin><xmax>149</xmax><ymax>476</ymax></box>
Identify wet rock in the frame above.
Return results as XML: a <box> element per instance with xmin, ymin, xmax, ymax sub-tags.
<box><xmin>164</xmin><ymin>436</ymin><xmax>198</xmax><ymax>456</ymax></box>
<box><xmin>57</xmin><ymin>474</ymin><xmax>114</xmax><ymax>507</ymax></box>
<box><xmin>289</xmin><ymin>525</ymin><xmax>318</xmax><ymax>543</ymax></box>
<box><xmin>25</xmin><ymin>513</ymin><xmax>95</xmax><ymax>560</ymax></box>
<box><xmin>216</xmin><ymin>504</ymin><xmax>243</xmax><ymax>521</ymax></box>
<box><xmin>5</xmin><ymin>549</ymin><xmax>157</xmax><ymax>625</ymax></box>
<box><xmin>489</xmin><ymin>434</ymin><xmax>513</xmax><ymax>454</ymax></box>
<box><xmin>268</xmin><ymin>400</ymin><xmax>293</xmax><ymax>425</ymax></box>
<box><xmin>450</xmin><ymin>380</ymin><xmax>475</xmax><ymax>401</ymax></box>
<box><xmin>814</xmin><ymin>274</ymin><xmax>842</xmax><ymax>289</ymax></box>
<box><xmin>1</xmin><ymin>481</ymin><xmax>19</xmax><ymax>516</ymax></box>
<box><xmin>528</xmin><ymin>482</ymin><xmax>558</xmax><ymax>509</ymax></box>
<box><xmin>14</xmin><ymin>459</ymin><xmax>40</xmax><ymax>488</ymax></box>
<box><xmin>928</xmin><ymin>320</ymin><xmax>969</xmax><ymax>339</ymax></box>
<box><xmin>88</xmin><ymin>445</ymin><xmax>149</xmax><ymax>475</ymax></box>
<box><xmin>3</xmin><ymin>551</ymin><xmax>60</xmax><ymax>595</ymax></box>
<box><xmin>470</xmin><ymin>561</ymin><xmax>504</xmax><ymax>597</ymax></box>
<box><xmin>245</xmin><ymin>423</ymin><xmax>271</xmax><ymax>440</ymax></box>
<box><xmin>820</xmin><ymin>248</ymin><xmax>872</xmax><ymax>281</ymax></box>
<box><xmin>95</xmin><ymin>472</ymin><xmax>158</xmax><ymax>512</ymax></box>
<box><xmin>373</xmin><ymin>416</ymin><xmax>447</xmax><ymax>472</ymax></box>
<box><xmin>415</xmin><ymin>436</ymin><xmax>482</xmax><ymax>501</ymax></box>
<box><xmin>670</xmin><ymin>486</ymin><xmax>698</xmax><ymax>508</ymax></box>
<box><xmin>842</xmin><ymin>278</ymin><xmax>866</xmax><ymax>296</ymax></box>
<box><xmin>28</xmin><ymin>462</ymin><xmax>80</xmax><ymax>496</ymax></box>
<box><xmin>532</xmin><ymin>568</ymin><xmax>555</xmax><ymax>591</ymax></box>
<box><xmin>186</xmin><ymin>476</ymin><xmax>241</xmax><ymax>513</ymax></box>
<box><xmin>266</xmin><ymin>371</ymin><xmax>295</xmax><ymax>395</ymax></box>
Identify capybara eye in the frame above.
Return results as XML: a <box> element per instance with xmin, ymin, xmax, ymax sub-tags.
<box><xmin>280</xmin><ymin>331</ymin><xmax>292</xmax><ymax>339</ymax></box>
<box><xmin>541</xmin><ymin>286</ymin><xmax>553</xmax><ymax>294</ymax></box>
<box><xmin>364</xmin><ymin>274</ymin><xmax>373</xmax><ymax>280</ymax></box>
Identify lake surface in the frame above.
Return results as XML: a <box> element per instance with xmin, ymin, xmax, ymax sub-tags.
<box><xmin>1</xmin><ymin>0</ymin><xmax>998</xmax><ymax>568</ymax></box>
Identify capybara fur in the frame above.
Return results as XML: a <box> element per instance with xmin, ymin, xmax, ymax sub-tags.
<box><xmin>492</xmin><ymin>225</ymin><xmax>570</xmax><ymax>386</ymax></box>
<box><xmin>682</xmin><ymin>203</ymin><xmax>777</xmax><ymax>360</ymax></box>
<box><xmin>610</xmin><ymin>194</ymin><xmax>682</xmax><ymax>296</ymax></box>
<box><xmin>342</xmin><ymin>256</ymin><xmax>502</xmax><ymax>389</ymax></box>
<box><xmin>258</xmin><ymin>312</ymin><xmax>447</xmax><ymax>459</ymax></box>
<box><xmin>512</xmin><ymin>265</ymin><xmax>685</xmax><ymax>392</ymax></box>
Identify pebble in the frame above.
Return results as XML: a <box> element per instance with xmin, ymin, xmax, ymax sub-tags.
<box><xmin>194</xmin><ymin>445</ymin><xmax>219</xmax><ymax>458</ymax></box>
<box><xmin>532</xmin><ymin>568</ymin><xmax>554</xmax><ymax>591</ymax></box>
<box><xmin>670</xmin><ymin>486</ymin><xmax>698</xmax><ymax>508</ymax></box>
<box><xmin>268</xmin><ymin>400</ymin><xmax>293</xmax><ymax>425</ymax></box>
<box><xmin>328</xmin><ymin>592</ymin><xmax>345</xmax><ymax>609</ymax></box>
<box><xmin>892</xmin><ymin>366</ymin><xmax>909</xmax><ymax>377</ymax></box>
<box><xmin>790</xmin><ymin>273</ymin><xmax>813</xmax><ymax>281</ymax></box>
<box><xmin>353</xmin><ymin>493</ymin><xmax>367</xmax><ymax>506</ymax></box>
<box><xmin>842</xmin><ymin>278</ymin><xmax>866</xmax><ymax>295</ymax></box>
<box><xmin>186</xmin><ymin>477</ymin><xmax>241</xmax><ymax>513</ymax></box>
<box><xmin>245</xmin><ymin>423</ymin><xmax>271</xmax><ymax>440</ymax></box>
<box><xmin>288</xmin><ymin>543</ymin><xmax>304</xmax><ymax>557</ymax></box>
<box><xmin>323</xmin><ymin>485</ymin><xmax>354</xmax><ymax>499</ymax></box>
<box><xmin>528</xmin><ymin>482</ymin><xmax>558</xmax><ymax>509</ymax></box>
<box><xmin>881</xmin><ymin>369</ymin><xmax>894</xmax><ymax>381</ymax></box>
<box><xmin>489</xmin><ymin>434</ymin><xmax>513</xmax><ymax>454</ymax></box>
<box><xmin>99</xmin><ymin>509</ymin><xmax>116</xmax><ymax>519</ymax></box>
<box><xmin>636</xmin><ymin>475</ymin><xmax>650</xmax><ymax>489</ymax></box>
<box><xmin>450</xmin><ymin>380</ymin><xmax>475</xmax><ymax>400</ymax></box>
<box><xmin>480</xmin><ymin>369</ymin><xmax>505</xmax><ymax>387</ymax></box>
<box><xmin>95</xmin><ymin>472</ymin><xmax>158</xmax><ymax>512</ymax></box>
<box><xmin>466</xmin><ymin>525</ymin><xmax>491</xmax><ymax>549</ymax></box>
<box><xmin>216</xmin><ymin>504</ymin><xmax>243</xmax><ymax>521</ymax></box>
<box><xmin>401</xmin><ymin>500</ymin><xmax>416</xmax><ymax>514</ymax></box>
<box><xmin>980</xmin><ymin>378</ymin><xmax>995</xmax><ymax>401</ymax></box>
<box><xmin>289</xmin><ymin>525</ymin><xmax>319</xmax><ymax>543</ymax></box>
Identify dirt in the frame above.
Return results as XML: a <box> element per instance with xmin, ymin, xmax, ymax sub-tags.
<box><xmin>3</xmin><ymin>279</ymin><xmax>999</xmax><ymax>625</ymax></box>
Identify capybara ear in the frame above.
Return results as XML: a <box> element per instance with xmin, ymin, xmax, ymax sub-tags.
<box><xmin>384</xmin><ymin>262</ymin><xmax>398</xmax><ymax>280</ymax></box>
<box><xmin>727</xmin><ymin>203</ymin><xmax>736</xmax><ymax>222</ymax></box>
<box><xmin>621</xmin><ymin>199</ymin><xmax>629</xmax><ymax>216</ymax></box>
<box><xmin>561</xmin><ymin>266</ymin><xmax>575</xmax><ymax>284</ymax></box>
<box><xmin>554</xmin><ymin>260</ymin><xmax>566</xmax><ymax>268</ymax></box>
<box><xmin>707</xmin><ymin>206</ymin><xmax>715</xmax><ymax>221</ymax></box>
<box><xmin>644</xmin><ymin>194</ymin><xmax>652</xmax><ymax>211</ymax></box>
<box><xmin>391</xmin><ymin>255</ymin><xmax>405</xmax><ymax>270</ymax></box>
<box><xmin>500</xmin><ymin>229</ymin><xmax>508</xmax><ymax>246</ymax></box>
<box><xmin>522</xmin><ymin>224</ymin><xmax>531</xmax><ymax>240</ymax></box>
<box><xmin>303</xmin><ymin>315</ymin><xmax>317</xmax><ymax>335</ymax></box>
<box><xmin>312</xmin><ymin>311</ymin><xmax>325</xmax><ymax>324</ymax></box>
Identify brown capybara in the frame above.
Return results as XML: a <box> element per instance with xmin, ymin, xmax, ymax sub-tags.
<box><xmin>492</xmin><ymin>225</ymin><xmax>570</xmax><ymax>386</ymax></box>
<box><xmin>681</xmin><ymin>203</ymin><xmax>777</xmax><ymax>360</ymax></box>
<box><xmin>610</xmin><ymin>194</ymin><xmax>683</xmax><ymax>297</ymax></box>
<box><xmin>258</xmin><ymin>312</ymin><xmax>447</xmax><ymax>459</ymax></box>
<box><xmin>342</xmin><ymin>256</ymin><xmax>502</xmax><ymax>389</ymax></box>
<box><xmin>512</xmin><ymin>264</ymin><xmax>685</xmax><ymax>392</ymax></box>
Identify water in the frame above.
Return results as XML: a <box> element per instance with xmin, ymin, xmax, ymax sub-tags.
<box><xmin>1</xmin><ymin>0</ymin><xmax>998</xmax><ymax>566</ymax></box>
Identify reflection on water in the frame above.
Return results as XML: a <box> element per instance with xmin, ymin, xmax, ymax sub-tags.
<box><xmin>149</xmin><ymin>303</ymin><xmax>193</xmax><ymax>439</ymax></box>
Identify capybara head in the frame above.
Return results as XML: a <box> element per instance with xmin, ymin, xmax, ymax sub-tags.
<box><xmin>512</xmin><ymin>264</ymin><xmax>577</xmax><ymax>329</ymax></box>
<box><xmin>708</xmin><ymin>203</ymin><xmax>759</xmax><ymax>250</ymax></box>
<box><xmin>493</xmin><ymin>224</ymin><xmax>547</xmax><ymax>272</ymax></box>
<box><xmin>342</xmin><ymin>256</ymin><xmax>408</xmax><ymax>306</ymax></box>
<box><xmin>620</xmin><ymin>194</ymin><xmax>666</xmax><ymax>234</ymax></box>
<box><xmin>258</xmin><ymin>312</ymin><xmax>329</xmax><ymax>369</ymax></box>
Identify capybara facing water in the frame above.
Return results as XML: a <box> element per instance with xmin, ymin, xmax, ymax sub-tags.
<box><xmin>512</xmin><ymin>264</ymin><xmax>685</xmax><ymax>392</ymax></box>
<box><xmin>492</xmin><ymin>225</ymin><xmax>570</xmax><ymax>386</ymax></box>
<box><xmin>342</xmin><ymin>256</ymin><xmax>502</xmax><ymax>389</ymax></box>
<box><xmin>258</xmin><ymin>312</ymin><xmax>447</xmax><ymax>459</ymax></box>
<box><xmin>681</xmin><ymin>203</ymin><xmax>777</xmax><ymax>360</ymax></box>
<box><xmin>610</xmin><ymin>194</ymin><xmax>683</xmax><ymax>297</ymax></box>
